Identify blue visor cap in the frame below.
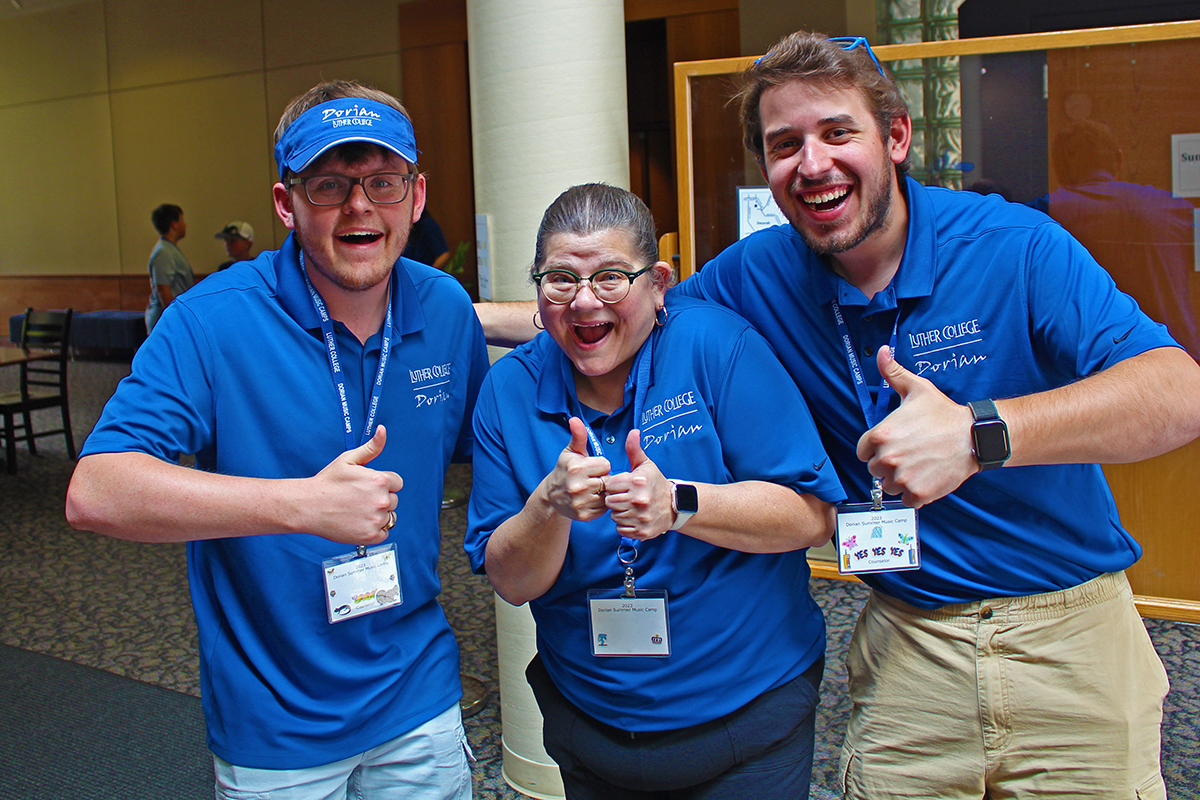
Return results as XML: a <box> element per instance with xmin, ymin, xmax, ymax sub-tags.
<box><xmin>274</xmin><ymin>97</ymin><xmax>418</xmax><ymax>180</ymax></box>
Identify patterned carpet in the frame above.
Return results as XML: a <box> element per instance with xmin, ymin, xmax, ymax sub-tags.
<box><xmin>0</xmin><ymin>357</ymin><xmax>1196</xmax><ymax>798</ymax></box>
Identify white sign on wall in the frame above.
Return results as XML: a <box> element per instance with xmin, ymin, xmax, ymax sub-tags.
<box><xmin>736</xmin><ymin>186</ymin><xmax>786</xmax><ymax>239</ymax></box>
<box><xmin>1170</xmin><ymin>133</ymin><xmax>1200</xmax><ymax>198</ymax></box>
<box><xmin>475</xmin><ymin>214</ymin><xmax>492</xmax><ymax>301</ymax></box>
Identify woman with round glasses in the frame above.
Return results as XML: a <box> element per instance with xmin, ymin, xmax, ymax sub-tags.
<box><xmin>465</xmin><ymin>183</ymin><xmax>844</xmax><ymax>799</ymax></box>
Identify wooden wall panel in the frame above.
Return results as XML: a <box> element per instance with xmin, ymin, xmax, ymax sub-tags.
<box><xmin>1046</xmin><ymin>39</ymin><xmax>1200</xmax><ymax>604</ymax></box>
<box><xmin>668</xmin><ymin>11</ymin><xmax>742</xmax><ymax>268</ymax></box>
<box><xmin>0</xmin><ymin>276</ymin><xmax>143</xmax><ymax>331</ymax></box>
<box><xmin>399</xmin><ymin>0</ymin><xmax>477</xmax><ymax>299</ymax></box>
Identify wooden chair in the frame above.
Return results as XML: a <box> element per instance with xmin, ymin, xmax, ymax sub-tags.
<box><xmin>0</xmin><ymin>308</ymin><xmax>75</xmax><ymax>474</ymax></box>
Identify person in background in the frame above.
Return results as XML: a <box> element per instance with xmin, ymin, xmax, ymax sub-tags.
<box><xmin>1037</xmin><ymin>117</ymin><xmax>1200</xmax><ymax>359</ymax></box>
<box><xmin>145</xmin><ymin>203</ymin><xmax>193</xmax><ymax>334</ymax></box>
<box><xmin>66</xmin><ymin>80</ymin><xmax>487</xmax><ymax>800</ymax></box>
<box><xmin>214</xmin><ymin>220</ymin><xmax>255</xmax><ymax>271</ymax></box>
<box><xmin>466</xmin><ymin>183</ymin><xmax>843</xmax><ymax>799</ymax></box>
<box><xmin>403</xmin><ymin>209</ymin><xmax>451</xmax><ymax>271</ymax></box>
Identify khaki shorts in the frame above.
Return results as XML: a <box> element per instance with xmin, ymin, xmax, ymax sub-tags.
<box><xmin>839</xmin><ymin>572</ymin><xmax>1169</xmax><ymax>799</ymax></box>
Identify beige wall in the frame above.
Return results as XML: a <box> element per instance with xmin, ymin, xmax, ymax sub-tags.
<box><xmin>0</xmin><ymin>0</ymin><xmax>404</xmax><ymax>290</ymax></box>
<box><xmin>739</xmin><ymin>0</ymin><xmax>875</xmax><ymax>56</ymax></box>
<box><xmin>0</xmin><ymin>0</ymin><xmax>869</xmax><ymax>320</ymax></box>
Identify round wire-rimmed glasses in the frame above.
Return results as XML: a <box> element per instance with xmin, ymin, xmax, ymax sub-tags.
<box><xmin>532</xmin><ymin>266</ymin><xmax>652</xmax><ymax>305</ymax></box>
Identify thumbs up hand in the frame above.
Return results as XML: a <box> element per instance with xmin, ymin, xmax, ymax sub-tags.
<box><xmin>542</xmin><ymin>417</ymin><xmax>612</xmax><ymax>522</ymax></box>
<box><xmin>604</xmin><ymin>429</ymin><xmax>675</xmax><ymax>541</ymax></box>
<box><xmin>855</xmin><ymin>346</ymin><xmax>978</xmax><ymax>507</ymax></box>
<box><xmin>307</xmin><ymin>424</ymin><xmax>404</xmax><ymax>545</ymax></box>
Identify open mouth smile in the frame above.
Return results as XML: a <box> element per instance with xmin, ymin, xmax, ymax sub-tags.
<box><xmin>803</xmin><ymin>186</ymin><xmax>850</xmax><ymax>212</ymax></box>
<box><xmin>573</xmin><ymin>322</ymin><xmax>612</xmax><ymax>345</ymax></box>
<box><xmin>337</xmin><ymin>232</ymin><xmax>383</xmax><ymax>244</ymax></box>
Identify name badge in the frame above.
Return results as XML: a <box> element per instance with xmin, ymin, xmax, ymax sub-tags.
<box><xmin>322</xmin><ymin>543</ymin><xmax>403</xmax><ymax>623</ymax></box>
<box><xmin>587</xmin><ymin>589</ymin><xmax>670</xmax><ymax>657</ymax></box>
<box><xmin>835</xmin><ymin>501</ymin><xmax>920</xmax><ymax>574</ymax></box>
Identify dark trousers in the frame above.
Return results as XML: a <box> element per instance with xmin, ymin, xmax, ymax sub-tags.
<box><xmin>526</xmin><ymin>654</ymin><xmax>823</xmax><ymax>800</ymax></box>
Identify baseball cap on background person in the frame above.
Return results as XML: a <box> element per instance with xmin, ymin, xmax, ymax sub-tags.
<box><xmin>214</xmin><ymin>221</ymin><xmax>255</xmax><ymax>270</ymax></box>
<box><xmin>215</xmin><ymin>221</ymin><xmax>254</xmax><ymax>242</ymax></box>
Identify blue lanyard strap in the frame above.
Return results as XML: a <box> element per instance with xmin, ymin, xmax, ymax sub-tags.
<box><xmin>831</xmin><ymin>298</ymin><xmax>898</xmax><ymax>429</ymax></box>
<box><xmin>300</xmin><ymin>252</ymin><xmax>395</xmax><ymax>451</ymax></box>
<box><xmin>572</xmin><ymin>326</ymin><xmax>658</xmax><ymax>565</ymax></box>
<box><xmin>832</xmin><ymin>299</ymin><xmax>899</xmax><ymax>507</ymax></box>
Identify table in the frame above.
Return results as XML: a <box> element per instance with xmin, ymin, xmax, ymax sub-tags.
<box><xmin>0</xmin><ymin>347</ymin><xmax>54</xmax><ymax>367</ymax></box>
<box><xmin>0</xmin><ymin>348</ymin><xmax>57</xmax><ymax>473</ymax></box>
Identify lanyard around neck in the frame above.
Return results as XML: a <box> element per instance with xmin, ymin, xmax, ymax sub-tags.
<box><xmin>831</xmin><ymin>298</ymin><xmax>900</xmax><ymax>507</ymax></box>
<box><xmin>571</xmin><ymin>326</ymin><xmax>657</xmax><ymax>560</ymax></box>
<box><xmin>300</xmin><ymin>252</ymin><xmax>394</xmax><ymax>451</ymax></box>
<box><xmin>831</xmin><ymin>298</ymin><xmax>899</xmax><ymax>430</ymax></box>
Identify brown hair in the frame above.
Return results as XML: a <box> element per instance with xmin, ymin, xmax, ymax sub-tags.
<box><xmin>735</xmin><ymin>31</ymin><xmax>910</xmax><ymax>173</ymax></box>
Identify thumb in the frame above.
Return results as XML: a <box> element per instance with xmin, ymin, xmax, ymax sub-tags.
<box><xmin>565</xmin><ymin>417</ymin><xmax>590</xmax><ymax>456</ymax></box>
<box><xmin>625</xmin><ymin>429</ymin><xmax>650</xmax><ymax>469</ymax></box>
<box><xmin>345</xmin><ymin>424</ymin><xmax>386</xmax><ymax>466</ymax></box>
<box><xmin>877</xmin><ymin>345</ymin><xmax>916</xmax><ymax>400</ymax></box>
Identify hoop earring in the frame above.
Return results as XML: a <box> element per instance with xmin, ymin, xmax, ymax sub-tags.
<box><xmin>655</xmin><ymin>305</ymin><xmax>668</xmax><ymax>327</ymax></box>
<box><xmin>533</xmin><ymin>311</ymin><xmax>545</xmax><ymax>330</ymax></box>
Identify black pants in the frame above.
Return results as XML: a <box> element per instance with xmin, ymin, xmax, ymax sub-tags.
<box><xmin>526</xmin><ymin>654</ymin><xmax>823</xmax><ymax>800</ymax></box>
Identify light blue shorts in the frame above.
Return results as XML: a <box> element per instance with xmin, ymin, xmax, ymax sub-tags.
<box><xmin>214</xmin><ymin>702</ymin><xmax>473</xmax><ymax>800</ymax></box>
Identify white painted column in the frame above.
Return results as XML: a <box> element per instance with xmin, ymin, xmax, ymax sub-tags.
<box><xmin>469</xmin><ymin>0</ymin><xmax>629</xmax><ymax>303</ymax></box>
<box><xmin>467</xmin><ymin>2</ymin><xmax>629</xmax><ymax>797</ymax></box>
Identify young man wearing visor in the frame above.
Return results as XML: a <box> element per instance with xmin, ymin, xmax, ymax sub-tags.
<box><xmin>67</xmin><ymin>81</ymin><xmax>487</xmax><ymax>799</ymax></box>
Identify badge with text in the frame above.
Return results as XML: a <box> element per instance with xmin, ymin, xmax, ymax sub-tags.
<box><xmin>835</xmin><ymin>501</ymin><xmax>920</xmax><ymax>574</ymax></box>
<box><xmin>322</xmin><ymin>543</ymin><xmax>403</xmax><ymax>623</ymax></box>
<box><xmin>587</xmin><ymin>588</ymin><xmax>670</xmax><ymax>657</ymax></box>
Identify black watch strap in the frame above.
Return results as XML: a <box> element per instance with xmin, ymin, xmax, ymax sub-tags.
<box><xmin>968</xmin><ymin>398</ymin><xmax>999</xmax><ymax>421</ymax></box>
<box><xmin>967</xmin><ymin>399</ymin><xmax>1010</xmax><ymax>471</ymax></box>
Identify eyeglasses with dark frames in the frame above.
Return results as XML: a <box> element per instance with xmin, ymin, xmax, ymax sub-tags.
<box><xmin>285</xmin><ymin>172</ymin><xmax>415</xmax><ymax>206</ymax></box>
<box><xmin>531</xmin><ymin>266</ymin><xmax>653</xmax><ymax>305</ymax></box>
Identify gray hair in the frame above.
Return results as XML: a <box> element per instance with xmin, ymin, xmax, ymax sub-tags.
<box><xmin>533</xmin><ymin>184</ymin><xmax>665</xmax><ymax>289</ymax></box>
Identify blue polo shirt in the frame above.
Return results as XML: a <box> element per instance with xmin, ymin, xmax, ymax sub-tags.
<box><xmin>83</xmin><ymin>234</ymin><xmax>489</xmax><ymax>769</ymax></box>
<box><xmin>675</xmin><ymin>176</ymin><xmax>1179</xmax><ymax>608</ymax></box>
<box><xmin>466</xmin><ymin>297</ymin><xmax>844</xmax><ymax>730</ymax></box>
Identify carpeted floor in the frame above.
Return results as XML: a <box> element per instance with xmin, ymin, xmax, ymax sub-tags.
<box><xmin>0</xmin><ymin>645</ymin><xmax>211</xmax><ymax>799</ymax></box>
<box><xmin>0</xmin><ymin>357</ymin><xmax>1196</xmax><ymax>799</ymax></box>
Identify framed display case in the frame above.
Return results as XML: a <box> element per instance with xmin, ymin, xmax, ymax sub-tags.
<box><xmin>672</xmin><ymin>21</ymin><xmax>1200</xmax><ymax>621</ymax></box>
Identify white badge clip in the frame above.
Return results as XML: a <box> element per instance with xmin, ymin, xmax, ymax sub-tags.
<box><xmin>587</xmin><ymin>541</ymin><xmax>670</xmax><ymax>657</ymax></box>
<box><xmin>835</xmin><ymin>478</ymin><xmax>920</xmax><ymax>574</ymax></box>
<box><xmin>322</xmin><ymin>543</ymin><xmax>403</xmax><ymax>623</ymax></box>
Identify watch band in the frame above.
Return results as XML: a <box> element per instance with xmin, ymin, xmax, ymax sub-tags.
<box><xmin>967</xmin><ymin>398</ymin><xmax>999</xmax><ymax>421</ymax></box>
<box><xmin>668</xmin><ymin>480</ymin><xmax>698</xmax><ymax>530</ymax></box>
<box><xmin>967</xmin><ymin>398</ymin><xmax>1010</xmax><ymax>470</ymax></box>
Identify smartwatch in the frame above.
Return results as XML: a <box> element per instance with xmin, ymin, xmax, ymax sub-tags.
<box><xmin>668</xmin><ymin>480</ymin><xmax>699</xmax><ymax>530</ymax></box>
<box><xmin>967</xmin><ymin>399</ymin><xmax>1010</xmax><ymax>471</ymax></box>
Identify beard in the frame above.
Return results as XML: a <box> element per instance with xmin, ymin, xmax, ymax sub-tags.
<box><xmin>789</xmin><ymin>160</ymin><xmax>896</xmax><ymax>256</ymax></box>
<box><xmin>294</xmin><ymin>228</ymin><xmax>409</xmax><ymax>293</ymax></box>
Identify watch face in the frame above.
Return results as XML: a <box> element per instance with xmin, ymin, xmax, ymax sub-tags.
<box><xmin>973</xmin><ymin>419</ymin><xmax>1011</xmax><ymax>464</ymax></box>
<box><xmin>674</xmin><ymin>482</ymin><xmax>699</xmax><ymax>513</ymax></box>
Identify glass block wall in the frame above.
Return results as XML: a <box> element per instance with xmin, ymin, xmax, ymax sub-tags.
<box><xmin>878</xmin><ymin>0</ymin><xmax>966</xmax><ymax>188</ymax></box>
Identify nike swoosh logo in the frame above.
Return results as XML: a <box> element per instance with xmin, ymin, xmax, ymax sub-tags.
<box><xmin>1113</xmin><ymin>327</ymin><xmax>1135</xmax><ymax>344</ymax></box>
<box><xmin>814</xmin><ymin>457</ymin><xmax>828</xmax><ymax>471</ymax></box>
